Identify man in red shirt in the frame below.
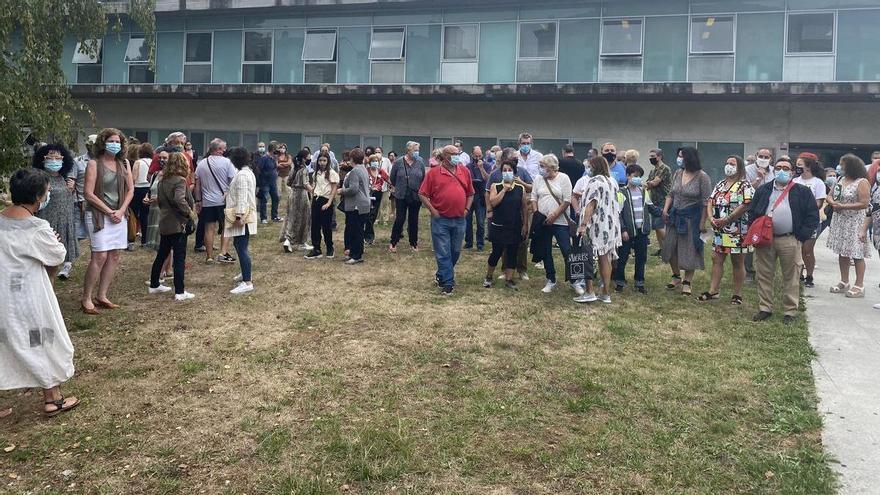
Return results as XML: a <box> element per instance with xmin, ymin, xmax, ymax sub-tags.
<box><xmin>419</xmin><ymin>145</ymin><xmax>475</xmax><ymax>295</ymax></box>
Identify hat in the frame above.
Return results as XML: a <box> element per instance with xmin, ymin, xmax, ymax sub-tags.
<box><xmin>86</xmin><ymin>134</ymin><xmax>98</xmax><ymax>145</ymax></box>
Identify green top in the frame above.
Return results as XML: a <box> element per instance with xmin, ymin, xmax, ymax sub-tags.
<box><xmin>102</xmin><ymin>168</ymin><xmax>119</xmax><ymax>209</ymax></box>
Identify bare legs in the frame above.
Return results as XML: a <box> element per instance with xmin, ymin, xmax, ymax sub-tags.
<box><xmin>204</xmin><ymin>221</ymin><xmax>217</xmax><ymax>260</ymax></box>
<box><xmin>802</xmin><ymin>239</ymin><xmax>816</xmax><ymax>279</ymax></box>
<box><xmin>82</xmin><ymin>249</ymin><xmax>120</xmax><ymax>309</ymax></box>
<box><xmin>96</xmin><ymin>250</ymin><xmax>120</xmax><ymax>304</ymax></box>
<box><xmin>597</xmin><ymin>254</ymin><xmax>612</xmax><ymax>297</ymax></box>
<box><xmin>707</xmin><ymin>251</ymin><xmax>745</xmax><ymax>296</ymax></box>
<box><xmin>838</xmin><ymin>256</ymin><xmax>866</xmax><ymax>288</ymax></box>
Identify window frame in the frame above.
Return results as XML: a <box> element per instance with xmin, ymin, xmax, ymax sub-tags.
<box><xmin>302</xmin><ymin>28</ymin><xmax>338</xmax><ymax>84</ymax></box>
<box><xmin>515</xmin><ymin>20</ymin><xmax>559</xmax><ymax>83</ymax></box>
<box><xmin>241</xmin><ymin>29</ymin><xmax>274</xmax><ymax>83</ymax></box>
<box><xmin>785</xmin><ymin>11</ymin><xmax>837</xmax><ymax>56</ymax></box>
<box><xmin>600</xmin><ymin>17</ymin><xmax>645</xmax><ymax>57</ymax></box>
<box><xmin>125</xmin><ymin>34</ymin><xmax>154</xmax><ymax>83</ymax></box>
<box><xmin>73</xmin><ymin>39</ymin><xmax>103</xmax><ymax>84</ymax></box>
<box><xmin>688</xmin><ymin>15</ymin><xmax>736</xmax><ymax>55</ymax></box>
<box><xmin>183</xmin><ymin>31</ymin><xmax>213</xmax><ymax>84</ymax></box>
<box><xmin>441</xmin><ymin>23</ymin><xmax>479</xmax><ymax>62</ymax></box>
<box><xmin>369</xmin><ymin>26</ymin><xmax>407</xmax><ymax>61</ymax></box>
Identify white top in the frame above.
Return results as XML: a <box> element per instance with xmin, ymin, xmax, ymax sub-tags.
<box><xmin>194</xmin><ymin>155</ymin><xmax>237</xmax><ymax>207</ymax></box>
<box><xmin>794</xmin><ymin>175</ymin><xmax>827</xmax><ymax>201</ymax></box>
<box><xmin>380</xmin><ymin>157</ymin><xmax>393</xmax><ymax>192</ymax></box>
<box><xmin>313</xmin><ymin>169</ymin><xmax>340</xmax><ymax>198</ymax></box>
<box><xmin>531</xmin><ymin>173</ymin><xmax>572</xmax><ymax>226</ymax></box>
<box><xmin>745</xmin><ymin>163</ymin><xmax>774</xmax><ymax>187</ymax></box>
<box><xmin>133</xmin><ymin>158</ymin><xmax>151</xmax><ymax>188</ymax></box>
<box><xmin>0</xmin><ymin>215</ymin><xmax>74</xmax><ymax>390</ymax></box>
<box><xmin>224</xmin><ymin>166</ymin><xmax>258</xmax><ymax>237</ymax></box>
<box><xmin>518</xmin><ymin>149</ymin><xmax>544</xmax><ymax>179</ymax></box>
<box><xmin>458</xmin><ymin>151</ymin><xmax>471</xmax><ymax>167</ymax></box>
<box><xmin>572</xmin><ymin>175</ymin><xmax>590</xmax><ymax>198</ymax></box>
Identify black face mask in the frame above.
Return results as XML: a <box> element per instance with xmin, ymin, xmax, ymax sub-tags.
<box><xmin>603</xmin><ymin>152</ymin><xmax>617</xmax><ymax>164</ymax></box>
<box><xmin>649</xmin><ymin>157</ymin><xmax>659</xmax><ymax>166</ymax></box>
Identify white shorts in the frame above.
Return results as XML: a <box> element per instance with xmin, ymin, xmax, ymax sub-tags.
<box><xmin>85</xmin><ymin>210</ymin><xmax>128</xmax><ymax>252</ymax></box>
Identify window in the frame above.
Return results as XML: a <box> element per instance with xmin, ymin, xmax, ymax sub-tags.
<box><xmin>600</xmin><ymin>19</ymin><xmax>643</xmax><ymax>82</ymax></box>
<box><xmin>73</xmin><ymin>39</ymin><xmax>102</xmax><ymax>84</ymax></box>
<box><xmin>688</xmin><ymin>55</ymin><xmax>735</xmax><ymax>81</ymax></box>
<box><xmin>184</xmin><ymin>32</ymin><xmax>212</xmax><ymax>83</ymax></box>
<box><xmin>242</xmin><ymin>30</ymin><xmax>272</xmax><ymax>83</ymax></box>
<box><xmin>787</xmin><ymin>12</ymin><xmax>834</xmax><ymax>54</ymax></box>
<box><xmin>442</xmin><ymin>24</ymin><xmax>478</xmax><ymax>84</ymax></box>
<box><xmin>600</xmin><ymin>57</ymin><xmax>642</xmax><ymax>82</ymax></box>
<box><xmin>303</xmin><ymin>29</ymin><xmax>337</xmax><ymax>83</ymax></box>
<box><xmin>517</xmin><ymin>22</ymin><xmax>557</xmax><ymax>83</ymax></box>
<box><xmin>370</xmin><ymin>27</ymin><xmax>405</xmax><ymax>83</ymax></box>
<box><xmin>125</xmin><ymin>35</ymin><xmax>153</xmax><ymax>83</ymax></box>
<box><xmin>690</xmin><ymin>16</ymin><xmax>734</xmax><ymax>54</ymax></box>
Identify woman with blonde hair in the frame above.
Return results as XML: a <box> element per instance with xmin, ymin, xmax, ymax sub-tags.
<box><xmin>81</xmin><ymin>128</ymin><xmax>134</xmax><ymax>315</ymax></box>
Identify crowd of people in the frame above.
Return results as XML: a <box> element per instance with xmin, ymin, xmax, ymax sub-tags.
<box><xmin>2</xmin><ymin>127</ymin><xmax>879</xmax><ymax>418</ymax></box>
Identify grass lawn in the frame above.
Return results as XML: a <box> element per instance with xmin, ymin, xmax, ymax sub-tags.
<box><xmin>1</xmin><ymin>211</ymin><xmax>836</xmax><ymax>494</ymax></box>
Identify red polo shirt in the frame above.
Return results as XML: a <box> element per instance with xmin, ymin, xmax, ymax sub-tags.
<box><xmin>418</xmin><ymin>164</ymin><xmax>475</xmax><ymax>218</ymax></box>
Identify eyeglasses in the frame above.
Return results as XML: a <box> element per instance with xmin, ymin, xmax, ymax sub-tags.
<box><xmin>757</xmin><ymin>155</ymin><xmax>771</xmax><ymax>159</ymax></box>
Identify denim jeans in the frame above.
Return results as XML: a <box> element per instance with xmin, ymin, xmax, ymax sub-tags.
<box><xmin>540</xmin><ymin>224</ymin><xmax>572</xmax><ymax>283</ymax></box>
<box><xmin>151</xmin><ymin>232</ymin><xmax>187</xmax><ymax>294</ymax></box>
<box><xmin>431</xmin><ymin>216</ymin><xmax>466</xmax><ymax>288</ymax></box>
<box><xmin>613</xmin><ymin>232</ymin><xmax>649</xmax><ymax>287</ymax></box>
<box><xmin>465</xmin><ymin>192</ymin><xmax>486</xmax><ymax>249</ymax></box>
<box><xmin>234</xmin><ymin>226</ymin><xmax>252</xmax><ymax>282</ymax></box>
<box><xmin>258</xmin><ymin>179</ymin><xmax>279</xmax><ymax>220</ymax></box>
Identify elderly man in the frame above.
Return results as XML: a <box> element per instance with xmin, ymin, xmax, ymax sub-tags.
<box><xmin>745</xmin><ymin>148</ymin><xmax>775</xmax><ymax>189</ymax></box>
<box><xmin>645</xmin><ymin>148</ymin><xmax>672</xmax><ymax>254</ymax></box>
<box><xmin>749</xmin><ymin>157</ymin><xmax>819</xmax><ymax>325</ymax></box>
<box><xmin>517</xmin><ymin>132</ymin><xmax>544</xmax><ymax>178</ymax></box>
<box><xmin>149</xmin><ymin>131</ymin><xmax>191</xmax><ymax>176</ymax></box>
<box><xmin>311</xmin><ymin>143</ymin><xmax>339</xmax><ymax>169</ymax></box>
<box><xmin>389</xmin><ymin>141</ymin><xmax>426</xmax><ymax>252</ymax></box>
<box><xmin>419</xmin><ymin>145</ymin><xmax>475</xmax><ymax>295</ymax></box>
<box><xmin>194</xmin><ymin>138</ymin><xmax>236</xmax><ymax>264</ymax></box>
<box><xmin>464</xmin><ymin>146</ymin><xmax>490</xmax><ymax>250</ymax></box>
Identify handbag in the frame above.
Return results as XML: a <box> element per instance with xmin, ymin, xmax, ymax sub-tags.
<box><xmin>126</xmin><ymin>209</ymin><xmax>138</xmax><ymax>242</ymax></box>
<box><xmin>184</xmin><ymin>218</ymin><xmax>196</xmax><ymax>236</ymax></box>
<box><xmin>744</xmin><ymin>182</ymin><xmax>794</xmax><ymax>248</ymax></box>
<box><xmin>565</xmin><ymin>236</ymin><xmax>594</xmax><ymax>283</ymax></box>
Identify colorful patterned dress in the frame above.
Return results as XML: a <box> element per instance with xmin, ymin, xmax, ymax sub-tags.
<box><xmin>827</xmin><ymin>178</ymin><xmax>872</xmax><ymax>259</ymax></box>
<box><xmin>709</xmin><ymin>178</ymin><xmax>754</xmax><ymax>254</ymax></box>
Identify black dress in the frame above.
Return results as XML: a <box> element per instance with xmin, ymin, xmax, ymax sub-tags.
<box><xmin>488</xmin><ymin>182</ymin><xmax>525</xmax><ymax>245</ymax></box>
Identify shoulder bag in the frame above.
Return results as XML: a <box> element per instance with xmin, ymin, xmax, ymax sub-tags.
<box><xmin>743</xmin><ymin>182</ymin><xmax>794</xmax><ymax>248</ymax></box>
<box><xmin>543</xmin><ymin>176</ymin><xmax>579</xmax><ymax>239</ymax></box>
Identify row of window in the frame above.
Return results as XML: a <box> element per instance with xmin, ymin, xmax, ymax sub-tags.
<box><xmin>72</xmin><ymin>12</ymin><xmax>842</xmax><ymax>84</ymax></box>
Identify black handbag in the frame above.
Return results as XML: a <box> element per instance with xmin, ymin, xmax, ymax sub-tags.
<box><xmin>565</xmin><ymin>236</ymin><xmax>594</xmax><ymax>283</ymax></box>
<box><xmin>184</xmin><ymin>218</ymin><xmax>196</xmax><ymax>236</ymax></box>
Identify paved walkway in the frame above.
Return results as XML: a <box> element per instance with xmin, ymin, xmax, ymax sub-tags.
<box><xmin>806</xmin><ymin>241</ymin><xmax>880</xmax><ymax>494</ymax></box>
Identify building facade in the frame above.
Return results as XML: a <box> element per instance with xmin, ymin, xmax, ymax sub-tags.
<box><xmin>64</xmin><ymin>0</ymin><xmax>880</xmax><ymax>178</ymax></box>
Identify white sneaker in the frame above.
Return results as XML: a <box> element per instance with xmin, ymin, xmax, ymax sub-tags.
<box><xmin>230</xmin><ymin>282</ymin><xmax>254</xmax><ymax>295</ymax></box>
<box><xmin>535</xmin><ymin>261</ymin><xmax>544</xmax><ymax>270</ymax></box>
<box><xmin>519</xmin><ymin>271</ymin><xmax>530</xmax><ymax>281</ymax></box>
<box><xmin>148</xmin><ymin>284</ymin><xmax>172</xmax><ymax>294</ymax></box>
<box><xmin>599</xmin><ymin>294</ymin><xmax>612</xmax><ymax>304</ymax></box>
<box><xmin>571</xmin><ymin>282</ymin><xmax>586</xmax><ymax>296</ymax></box>
<box><xmin>541</xmin><ymin>280</ymin><xmax>557</xmax><ymax>293</ymax></box>
<box><xmin>145</xmin><ymin>278</ymin><xmax>165</xmax><ymax>286</ymax></box>
<box><xmin>873</xmin><ymin>303</ymin><xmax>880</xmax><ymax>310</ymax></box>
<box><xmin>282</xmin><ymin>239</ymin><xmax>292</xmax><ymax>253</ymax></box>
<box><xmin>58</xmin><ymin>262</ymin><xmax>72</xmax><ymax>280</ymax></box>
<box><xmin>574</xmin><ymin>293</ymin><xmax>598</xmax><ymax>303</ymax></box>
<box><xmin>174</xmin><ymin>291</ymin><xmax>195</xmax><ymax>301</ymax></box>
<box><xmin>233</xmin><ymin>273</ymin><xmax>243</xmax><ymax>283</ymax></box>
<box><xmin>301</xmin><ymin>244</ymin><xmax>314</xmax><ymax>251</ymax></box>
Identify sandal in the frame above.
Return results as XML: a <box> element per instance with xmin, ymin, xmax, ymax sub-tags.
<box><xmin>830</xmin><ymin>282</ymin><xmax>851</xmax><ymax>294</ymax></box>
<box><xmin>666</xmin><ymin>275</ymin><xmax>682</xmax><ymax>290</ymax></box>
<box><xmin>93</xmin><ymin>299</ymin><xmax>119</xmax><ymax>310</ymax></box>
<box><xmin>0</xmin><ymin>407</ymin><xmax>12</xmax><ymax>419</ymax></box>
<box><xmin>846</xmin><ymin>286</ymin><xmax>865</xmax><ymax>298</ymax></box>
<box><xmin>44</xmin><ymin>395</ymin><xmax>80</xmax><ymax>418</ymax></box>
<box><xmin>730</xmin><ymin>295</ymin><xmax>743</xmax><ymax>305</ymax></box>
<box><xmin>696</xmin><ymin>292</ymin><xmax>720</xmax><ymax>301</ymax></box>
<box><xmin>681</xmin><ymin>281</ymin><xmax>692</xmax><ymax>296</ymax></box>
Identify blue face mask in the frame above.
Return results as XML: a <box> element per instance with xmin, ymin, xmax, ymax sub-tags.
<box><xmin>39</xmin><ymin>190</ymin><xmax>51</xmax><ymax>211</ymax></box>
<box><xmin>450</xmin><ymin>155</ymin><xmax>461</xmax><ymax>166</ymax></box>
<box><xmin>630</xmin><ymin>177</ymin><xmax>642</xmax><ymax>187</ymax></box>
<box><xmin>775</xmin><ymin>170</ymin><xmax>792</xmax><ymax>185</ymax></box>
<box><xmin>502</xmin><ymin>171</ymin><xmax>515</xmax><ymax>183</ymax></box>
<box><xmin>105</xmin><ymin>142</ymin><xmax>122</xmax><ymax>155</ymax></box>
<box><xmin>583</xmin><ymin>168</ymin><xmax>593</xmax><ymax>178</ymax></box>
<box><xmin>520</xmin><ymin>144</ymin><xmax>531</xmax><ymax>155</ymax></box>
<box><xmin>836</xmin><ymin>165</ymin><xmax>843</xmax><ymax>176</ymax></box>
<box><xmin>412</xmin><ymin>151</ymin><xmax>420</xmax><ymax>159</ymax></box>
<box><xmin>45</xmin><ymin>159</ymin><xmax>63</xmax><ymax>172</ymax></box>
<box><xmin>538</xmin><ymin>168</ymin><xmax>548</xmax><ymax>178</ymax></box>
<box><xmin>676</xmin><ymin>157</ymin><xmax>685</xmax><ymax>169</ymax></box>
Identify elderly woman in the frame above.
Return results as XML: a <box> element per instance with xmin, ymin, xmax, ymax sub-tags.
<box><xmin>365</xmin><ymin>152</ymin><xmax>390</xmax><ymax>245</ymax></box>
<box><xmin>1</xmin><ymin>168</ymin><xmax>79</xmax><ymax>418</ymax></box>
<box><xmin>147</xmin><ymin>153</ymin><xmax>197</xmax><ymax>301</ymax></box>
<box><xmin>389</xmin><ymin>141</ymin><xmax>426</xmax><ymax>252</ymax></box>
<box><xmin>826</xmin><ymin>154</ymin><xmax>872</xmax><ymax>298</ymax></box>
<box><xmin>226</xmin><ymin>147</ymin><xmax>258</xmax><ymax>294</ymax></box>
<box><xmin>661</xmin><ymin>146</ymin><xmax>712</xmax><ymax>296</ymax></box>
<box><xmin>531</xmin><ymin>154</ymin><xmax>582</xmax><ymax>295</ymax></box>
<box><xmin>576</xmin><ymin>156</ymin><xmax>622</xmax><ymax>304</ymax></box>
<box><xmin>81</xmin><ymin>128</ymin><xmax>134</xmax><ymax>315</ymax></box>
<box><xmin>32</xmin><ymin>143</ymin><xmax>79</xmax><ymax>280</ymax></box>
<box><xmin>280</xmin><ymin>149</ymin><xmax>313</xmax><ymax>253</ymax></box>
<box><xmin>697</xmin><ymin>155</ymin><xmax>754</xmax><ymax>305</ymax></box>
<box><xmin>483</xmin><ymin>160</ymin><xmax>529</xmax><ymax>290</ymax></box>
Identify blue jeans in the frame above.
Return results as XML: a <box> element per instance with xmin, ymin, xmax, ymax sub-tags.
<box><xmin>541</xmin><ymin>224</ymin><xmax>572</xmax><ymax>283</ymax></box>
<box><xmin>258</xmin><ymin>179</ymin><xmax>279</xmax><ymax>220</ymax></box>
<box><xmin>465</xmin><ymin>193</ymin><xmax>486</xmax><ymax>249</ymax></box>
<box><xmin>431</xmin><ymin>216</ymin><xmax>465</xmax><ymax>288</ymax></box>
<box><xmin>234</xmin><ymin>226</ymin><xmax>252</xmax><ymax>282</ymax></box>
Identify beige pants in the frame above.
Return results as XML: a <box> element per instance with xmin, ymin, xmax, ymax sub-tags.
<box><xmin>755</xmin><ymin>235</ymin><xmax>803</xmax><ymax>316</ymax></box>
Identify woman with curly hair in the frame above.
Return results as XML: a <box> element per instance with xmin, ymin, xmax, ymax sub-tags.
<box><xmin>32</xmin><ymin>143</ymin><xmax>79</xmax><ymax>280</ymax></box>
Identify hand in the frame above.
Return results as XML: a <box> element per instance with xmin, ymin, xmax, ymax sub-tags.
<box><xmin>430</xmin><ymin>209</ymin><xmax>440</xmax><ymax>219</ymax></box>
<box><xmin>321</xmin><ymin>203</ymin><xmax>331</xmax><ymax>211</ymax></box>
<box><xmin>622</xmin><ymin>231</ymin><xmax>630</xmax><ymax>242</ymax></box>
<box><xmin>54</xmin><ymin>230</ymin><xmax>62</xmax><ymax>243</ymax></box>
<box><xmin>521</xmin><ymin>226</ymin><xmax>528</xmax><ymax>239</ymax></box>
<box><xmin>109</xmin><ymin>210</ymin><xmax>123</xmax><ymax>224</ymax></box>
<box><xmin>577</xmin><ymin>224</ymin><xmax>586</xmax><ymax>236</ymax></box>
<box><xmin>514</xmin><ymin>177</ymin><xmax>525</xmax><ymax>186</ymax></box>
<box><xmin>700</xmin><ymin>226</ymin><xmax>708</xmax><ymax>234</ymax></box>
<box><xmin>142</xmin><ymin>196</ymin><xmax>152</xmax><ymax>205</ymax></box>
<box><xmin>503</xmin><ymin>183</ymin><xmax>512</xmax><ymax>192</ymax></box>
<box><xmin>233</xmin><ymin>217</ymin><xmax>244</xmax><ymax>228</ymax></box>
<box><xmin>757</xmin><ymin>167</ymin><xmax>767</xmax><ymax>178</ymax></box>
<box><xmin>195</xmin><ymin>203</ymin><xmax>202</xmax><ymax>214</ymax></box>
<box><xmin>65</xmin><ymin>178</ymin><xmax>75</xmax><ymax>193</ymax></box>
<box><xmin>662</xmin><ymin>211</ymin><xmax>669</xmax><ymax>224</ymax></box>
<box><xmin>543</xmin><ymin>216</ymin><xmax>554</xmax><ymax>226</ymax></box>
<box><xmin>487</xmin><ymin>210</ymin><xmax>493</xmax><ymax>220</ymax></box>
<box><xmin>859</xmin><ymin>230</ymin><xmax>867</xmax><ymax>243</ymax></box>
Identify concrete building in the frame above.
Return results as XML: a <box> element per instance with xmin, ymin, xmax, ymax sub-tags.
<box><xmin>64</xmin><ymin>0</ymin><xmax>880</xmax><ymax>178</ymax></box>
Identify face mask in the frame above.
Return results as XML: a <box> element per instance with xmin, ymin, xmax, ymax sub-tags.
<box><xmin>159</xmin><ymin>159</ymin><xmax>168</xmax><ymax>167</ymax></box>
<box><xmin>836</xmin><ymin>165</ymin><xmax>843</xmax><ymax>176</ymax></box>
<box><xmin>538</xmin><ymin>168</ymin><xmax>548</xmax><ymax>178</ymax></box>
<box><xmin>603</xmin><ymin>152</ymin><xmax>616</xmax><ymax>164</ymax></box>
<box><xmin>39</xmin><ymin>190</ymin><xmax>51</xmax><ymax>211</ymax></box>
<box><xmin>649</xmin><ymin>157</ymin><xmax>659</xmax><ymax>166</ymax></box>
<box><xmin>105</xmin><ymin>142</ymin><xmax>122</xmax><ymax>155</ymax></box>
<box><xmin>630</xmin><ymin>177</ymin><xmax>642</xmax><ymax>187</ymax></box>
<box><xmin>795</xmin><ymin>166</ymin><xmax>804</xmax><ymax>176</ymax></box>
<box><xmin>775</xmin><ymin>170</ymin><xmax>791</xmax><ymax>185</ymax></box>
<box><xmin>676</xmin><ymin>157</ymin><xmax>684</xmax><ymax>169</ymax></box>
<box><xmin>258</xmin><ymin>147</ymin><xmax>266</xmax><ymax>154</ymax></box>
<box><xmin>502</xmin><ymin>171</ymin><xmax>515</xmax><ymax>183</ymax></box>
<box><xmin>825</xmin><ymin>177</ymin><xmax>837</xmax><ymax>188</ymax></box>
<box><xmin>369</xmin><ymin>162</ymin><xmax>379</xmax><ymax>168</ymax></box>
<box><xmin>756</xmin><ymin>158</ymin><xmax>771</xmax><ymax>169</ymax></box>
<box><xmin>450</xmin><ymin>155</ymin><xmax>461</xmax><ymax>166</ymax></box>
<box><xmin>412</xmin><ymin>151</ymin><xmax>420</xmax><ymax>159</ymax></box>
<box><xmin>583</xmin><ymin>168</ymin><xmax>593</xmax><ymax>178</ymax></box>
<box><xmin>520</xmin><ymin>144</ymin><xmax>531</xmax><ymax>154</ymax></box>
<box><xmin>45</xmin><ymin>159</ymin><xmax>63</xmax><ymax>172</ymax></box>
<box><xmin>171</xmin><ymin>145</ymin><xmax>184</xmax><ymax>152</ymax></box>
<box><xmin>724</xmin><ymin>164</ymin><xmax>738</xmax><ymax>177</ymax></box>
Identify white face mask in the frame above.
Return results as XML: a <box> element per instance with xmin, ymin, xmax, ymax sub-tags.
<box><xmin>724</xmin><ymin>164</ymin><xmax>738</xmax><ymax>177</ymax></box>
<box><xmin>756</xmin><ymin>158</ymin><xmax>771</xmax><ymax>169</ymax></box>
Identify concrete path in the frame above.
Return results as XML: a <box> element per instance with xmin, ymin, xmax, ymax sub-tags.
<box><xmin>806</xmin><ymin>241</ymin><xmax>880</xmax><ymax>494</ymax></box>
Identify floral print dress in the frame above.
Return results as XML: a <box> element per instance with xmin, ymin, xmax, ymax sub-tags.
<box><xmin>827</xmin><ymin>178</ymin><xmax>872</xmax><ymax>259</ymax></box>
<box><xmin>582</xmin><ymin>175</ymin><xmax>622</xmax><ymax>258</ymax></box>
<box><xmin>709</xmin><ymin>179</ymin><xmax>754</xmax><ymax>254</ymax></box>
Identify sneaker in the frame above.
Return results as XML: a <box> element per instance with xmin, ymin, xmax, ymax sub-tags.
<box><xmin>411</xmin><ymin>245</ymin><xmax>419</xmax><ymax>252</ymax></box>
<box><xmin>804</xmin><ymin>275</ymin><xmax>815</xmax><ymax>288</ymax></box>
<box><xmin>541</xmin><ymin>280</ymin><xmax>557</xmax><ymax>293</ymax></box>
<box><xmin>174</xmin><ymin>291</ymin><xmax>195</xmax><ymax>301</ymax></box>
<box><xmin>342</xmin><ymin>256</ymin><xmax>352</xmax><ymax>262</ymax></box>
<box><xmin>573</xmin><ymin>293</ymin><xmax>598</xmax><ymax>303</ymax></box>
<box><xmin>636</xmin><ymin>286</ymin><xmax>648</xmax><ymax>294</ymax></box>
<box><xmin>463</xmin><ymin>244</ymin><xmax>473</xmax><ymax>250</ymax></box>
<box><xmin>440</xmin><ymin>285</ymin><xmax>454</xmax><ymax>296</ymax></box>
<box><xmin>261</xmin><ymin>219</ymin><xmax>268</xmax><ymax>225</ymax></box>
<box><xmin>872</xmin><ymin>303</ymin><xmax>880</xmax><ymax>310</ymax></box>
<box><xmin>519</xmin><ymin>271</ymin><xmax>530</xmax><ymax>281</ymax></box>
<box><xmin>233</xmin><ymin>273</ymin><xmax>243</xmax><ymax>283</ymax></box>
<box><xmin>148</xmin><ymin>284</ymin><xmax>172</xmax><ymax>294</ymax></box>
<box><xmin>325</xmin><ymin>249</ymin><xmax>335</xmax><ymax>259</ymax></box>
<box><xmin>282</xmin><ymin>239</ymin><xmax>292</xmax><ymax>253</ymax></box>
<box><xmin>535</xmin><ymin>261</ymin><xmax>544</xmax><ymax>270</ymax></box>
<box><xmin>194</xmin><ymin>245</ymin><xmax>207</xmax><ymax>252</ymax></box>
<box><xmin>483</xmin><ymin>277</ymin><xmax>492</xmax><ymax>289</ymax></box>
<box><xmin>599</xmin><ymin>294</ymin><xmax>612</xmax><ymax>304</ymax></box>
<box><xmin>304</xmin><ymin>250</ymin><xmax>323</xmax><ymax>260</ymax></box>
<box><xmin>477</xmin><ymin>246</ymin><xmax>484</xmax><ymax>252</ymax></box>
<box><xmin>230</xmin><ymin>282</ymin><xmax>254</xmax><ymax>295</ymax></box>
<box><xmin>571</xmin><ymin>282</ymin><xmax>585</xmax><ymax>296</ymax></box>
<box><xmin>614</xmin><ymin>284</ymin><xmax>625</xmax><ymax>293</ymax></box>
<box><xmin>217</xmin><ymin>253</ymin><xmax>236</xmax><ymax>263</ymax></box>
<box><xmin>272</xmin><ymin>217</ymin><xmax>282</xmax><ymax>223</ymax></box>
<box><xmin>345</xmin><ymin>258</ymin><xmax>364</xmax><ymax>265</ymax></box>
<box><xmin>58</xmin><ymin>262</ymin><xmax>72</xmax><ymax>280</ymax></box>
<box><xmin>505</xmin><ymin>280</ymin><xmax>518</xmax><ymax>291</ymax></box>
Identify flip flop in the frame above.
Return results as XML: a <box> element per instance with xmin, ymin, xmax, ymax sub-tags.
<box><xmin>44</xmin><ymin>395</ymin><xmax>80</xmax><ymax>418</ymax></box>
<box><xmin>696</xmin><ymin>292</ymin><xmax>720</xmax><ymax>301</ymax></box>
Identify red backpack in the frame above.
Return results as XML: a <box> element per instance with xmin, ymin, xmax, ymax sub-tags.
<box><xmin>744</xmin><ymin>182</ymin><xmax>794</xmax><ymax>248</ymax></box>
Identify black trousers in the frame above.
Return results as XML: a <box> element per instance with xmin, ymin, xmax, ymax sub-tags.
<box><xmin>151</xmin><ymin>232</ymin><xmax>187</xmax><ymax>294</ymax></box>
<box><xmin>613</xmin><ymin>232</ymin><xmax>649</xmax><ymax>286</ymax></box>
<box><xmin>310</xmin><ymin>196</ymin><xmax>334</xmax><ymax>254</ymax></box>
<box><xmin>131</xmin><ymin>187</ymin><xmax>150</xmax><ymax>244</ymax></box>
<box><xmin>365</xmin><ymin>191</ymin><xmax>383</xmax><ymax>243</ymax></box>
<box><xmin>345</xmin><ymin>210</ymin><xmax>367</xmax><ymax>260</ymax></box>
<box><xmin>390</xmin><ymin>198</ymin><xmax>421</xmax><ymax>248</ymax></box>
<box><xmin>488</xmin><ymin>241</ymin><xmax>520</xmax><ymax>268</ymax></box>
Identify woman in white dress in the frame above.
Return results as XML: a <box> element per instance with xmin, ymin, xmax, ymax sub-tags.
<box><xmin>1</xmin><ymin>168</ymin><xmax>79</xmax><ymax>418</ymax></box>
<box><xmin>576</xmin><ymin>155</ymin><xmax>622</xmax><ymax>304</ymax></box>
<box><xmin>81</xmin><ymin>128</ymin><xmax>134</xmax><ymax>315</ymax></box>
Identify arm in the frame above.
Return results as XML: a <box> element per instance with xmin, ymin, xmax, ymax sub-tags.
<box><xmin>83</xmin><ymin>160</ymin><xmax>111</xmax><ymax>214</ymax></box>
<box><xmin>488</xmin><ymin>185</ymin><xmax>506</xmax><ymax>208</ymax></box>
<box><xmin>173</xmin><ymin>180</ymin><xmax>195</xmax><ymax>220</ymax></box>
<box><xmin>520</xmin><ymin>189</ymin><xmax>529</xmax><ymax>238</ymax></box>
<box><xmin>578</xmin><ymin>200</ymin><xmax>597</xmax><ymax>234</ymax></box>
<box><xmin>465</xmin><ymin>193</ymin><xmax>474</xmax><ymax>213</ymax></box>
<box><xmin>419</xmin><ymin>192</ymin><xmax>439</xmax><ymax>218</ymax></box>
<box><xmin>323</xmin><ymin>183</ymin><xmax>338</xmax><ymax>210</ymax></box>
<box><xmin>118</xmin><ymin>162</ymin><xmax>135</xmax><ymax>213</ymax></box>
